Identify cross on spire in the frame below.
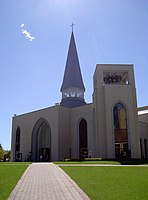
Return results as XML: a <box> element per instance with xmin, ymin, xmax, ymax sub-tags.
<box><xmin>71</xmin><ymin>23</ymin><xmax>75</xmax><ymax>32</ymax></box>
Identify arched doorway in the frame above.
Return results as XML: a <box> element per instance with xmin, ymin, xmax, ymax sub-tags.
<box><xmin>79</xmin><ymin>119</ymin><xmax>88</xmax><ymax>159</ymax></box>
<box><xmin>113</xmin><ymin>103</ymin><xmax>129</xmax><ymax>158</ymax></box>
<box><xmin>15</xmin><ymin>127</ymin><xmax>21</xmax><ymax>161</ymax></box>
<box><xmin>32</xmin><ymin>118</ymin><xmax>51</xmax><ymax>162</ymax></box>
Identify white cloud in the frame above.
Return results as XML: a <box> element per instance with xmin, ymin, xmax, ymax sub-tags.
<box><xmin>21</xmin><ymin>24</ymin><xmax>25</xmax><ymax>28</ymax></box>
<box><xmin>21</xmin><ymin>24</ymin><xmax>35</xmax><ymax>42</ymax></box>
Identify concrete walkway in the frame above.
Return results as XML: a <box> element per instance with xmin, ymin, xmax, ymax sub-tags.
<box><xmin>8</xmin><ymin>163</ymin><xmax>90</xmax><ymax>200</ymax></box>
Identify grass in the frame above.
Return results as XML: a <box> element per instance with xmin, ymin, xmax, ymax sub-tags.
<box><xmin>54</xmin><ymin>159</ymin><xmax>148</xmax><ymax>165</ymax></box>
<box><xmin>54</xmin><ymin>160</ymin><xmax>120</xmax><ymax>165</ymax></box>
<box><xmin>0</xmin><ymin>162</ymin><xmax>30</xmax><ymax>200</ymax></box>
<box><xmin>61</xmin><ymin>166</ymin><xmax>148</xmax><ymax>200</ymax></box>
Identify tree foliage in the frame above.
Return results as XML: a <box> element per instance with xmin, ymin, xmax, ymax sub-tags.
<box><xmin>0</xmin><ymin>144</ymin><xmax>4</xmax><ymax>161</ymax></box>
<box><xmin>0</xmin><ymin>144</ymin><xmax>11</xmax><ymax>161</ymax></box>
<box><xmin>4</xmin><ymin>150</ymin><xmax>11</xmax><ymax>160</ymax></box>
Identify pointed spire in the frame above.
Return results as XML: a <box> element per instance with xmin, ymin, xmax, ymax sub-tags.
<box><xmin>61</xmin><ymin>31</ymin><xmax>85</xmax><ymax>91</ymax></box>
<box><xmin>60</xmin><ymin>30</ymin><xmax>86</xmax><ymax>108</ymax></box>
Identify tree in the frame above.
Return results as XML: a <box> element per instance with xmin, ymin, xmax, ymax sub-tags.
<box><xmin>4</xmin><ymin>150</ymin><xmax>11</xmax><ymax>161</ymax></box>
<box><xmin>0</xmin><ymin>144</ymin><xmax>4</xmax><ymax>161</ymax></box>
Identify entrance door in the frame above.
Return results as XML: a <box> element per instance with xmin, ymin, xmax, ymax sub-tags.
<box><xmin>31</xmin><ymin>118</ymin><xmax>51</xmax><ymax>162</ymax></box>
<box><xmin>39</xmin><ymin>148</ymin><xmax>50</xmax><ymax>162</ymax></box>
<box><xmin>38</xmin><ymin>122</ymin><xmax>51</xmax><ymax>162</ymax></box>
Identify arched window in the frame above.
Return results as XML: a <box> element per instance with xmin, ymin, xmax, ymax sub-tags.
<box><xmin>15</xmin><ymin>127</ymin><xmax>21</xmax><ymax>161</ymax></box>
<box><xmin>114</xmin><ymin>103</ymin><xmax>127</xmax><ymax>130</ymax></box>
<box><xmin>79</xmin><ymin>119</ymin><xmax>88</xmax><ymax>159</ymax></box>
<box><xmin>113</xmin><ymin>103</ymin><xmax>129</xmax><ymax>158</ymax></box>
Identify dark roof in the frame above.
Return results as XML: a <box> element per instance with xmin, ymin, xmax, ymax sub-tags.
<box><xmin>61</xmin><ymin>32</ymin><xmax>85</xmax><ymax>91</ymax></box>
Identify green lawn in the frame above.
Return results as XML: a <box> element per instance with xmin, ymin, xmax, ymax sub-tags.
<box><xmin>54</xmin><ymin>159</ymin><xmax>148</xmax><ymax>165</ymax></box>
<box><xmin>54</xmin><ymin>160</ymin><xmax>120</xmax><ymax>165</ymax></box>
<box><xmin>61</xmin><ymin>166</ymin><xmax>148</xmax><ymax>200</ymax></box>
<box><xmin>0</xmin><ymin>162</ymin><xmax>30</xmax><ymax>200</ymax></box>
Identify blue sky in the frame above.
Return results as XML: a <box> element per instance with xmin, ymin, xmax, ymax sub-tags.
<box><xmin>0</xmin><ymin>0</ymin><xmax>148</xmax><ymax>150</ymax></box>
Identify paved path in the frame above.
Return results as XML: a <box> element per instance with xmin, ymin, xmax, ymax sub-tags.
<box><xmin>8</xmin><ymin>163</ymin><xmax>90</xmax><ymax>200</ymax></box>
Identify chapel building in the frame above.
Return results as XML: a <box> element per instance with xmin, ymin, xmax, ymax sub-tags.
<box><xmin>11</xmin><ymin>31</ymin><xmax>148</xmax><ymax>162</ymax></box>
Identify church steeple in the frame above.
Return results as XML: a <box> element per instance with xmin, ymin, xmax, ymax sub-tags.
<box><xmin>60</xmin><ymin>30</ymin><xmax>86</xmax><ymax>108</ymax></box>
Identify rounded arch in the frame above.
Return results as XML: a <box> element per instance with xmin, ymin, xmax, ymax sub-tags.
<box><xmin>112</xmin><ymin>100</ymin><xmax>128</xmax><ymax>113</ymax></box>
<box><xmin>78</xmin><ymin>118</ymin><xmax>88</xmax><ymax>159</ymax></box>
<box><xmin>113</xmin><ymin>103</ymin><xmax>127</xmax><ymax>130</ymax></box>
<box><xmin>15</xmin><ymin>127</ymin><xmax>21</xmax><ymax>161</ymax></box>
<box><xmin>113</xmin><ymin>102</ymin><xmax>130</xmax><ymax>158</ymax></box>
<box><xmin>31</xmin><ymin>118</ymin><xmax>51</xmax><ymax>162</ymax></box>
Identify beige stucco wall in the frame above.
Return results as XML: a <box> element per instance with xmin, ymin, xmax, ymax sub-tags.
<box><xmin>138</xmin><ymin>112</ymin><xmax>148</xmax><ymax>158</ymax></box>
<box><xmin>93</xmin><ymin>67</ymin><xmax>107</xmax><ymax>158</ymax></box>
<box><xmin>11</xmin><ymin>106</ymin><xmax>60</xmax><ymax>161</ymax></box>
<box><xmin>58</xmin><ymin>106</ymin><xmax>71</xmax><ymax>160</ymax></box>
<box><xmin>70</xmin><ymin>103</ymin><xmax>94</xmax><ymax>159</ymax></box>
<box><xmin>93</xmin><ymin>64</ymin><xmax>141</xmax><ymax>158</ymax></box>
<box><xmin>11</xmin><ymin>103</ymin><xmax>95</xmax><ymax>162</ymax></box>
<box><xmin>104</xmin><ymin>85</ymin><xmax>140</xmax><ymax>158</ymax></box>
<box><xmin>138</xmin><ymin>121</ymin><xmax>148</xmax><ymax>158</ymax></box>
<box><xmin>138</xmin><ymin>113</ymin><xmax>148</xmax><ymax>124</ymax></box>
